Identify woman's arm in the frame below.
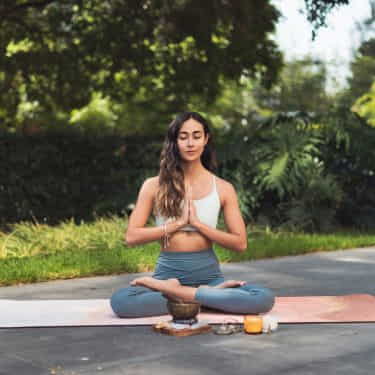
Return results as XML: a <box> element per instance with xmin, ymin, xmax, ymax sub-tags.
<box><xmin>125</xmin><ymin>177</ymin><xmax>184</xmax><ymax>247</ymax></box>
<box><xmin>192</xmin><ymin>181</ymin><xmax>247</xmax><ymax>253</ymax></box>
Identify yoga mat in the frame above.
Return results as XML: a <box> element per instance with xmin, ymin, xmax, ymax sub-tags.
<box><xmin>1</xmin><ymin>294</ymin><xmax>375</xmax><ymax>328</ymax></box>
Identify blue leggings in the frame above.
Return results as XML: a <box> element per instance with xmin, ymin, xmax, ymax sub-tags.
<box><xmin>110</xmin><ymin>248</ymin><xmax>275</xmax><ymax>318</ymax></box>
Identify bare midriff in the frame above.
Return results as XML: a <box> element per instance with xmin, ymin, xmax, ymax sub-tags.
<box><xmin>159</xmin><ymin>229</ymin><xmax>212</xmax><ymax>252</ymax></box>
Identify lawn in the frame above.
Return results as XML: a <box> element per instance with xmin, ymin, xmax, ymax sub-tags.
<box><xmin>1</xmin><ymin>215</ymin><xmax>375</xmax><ymax>286</ymax></box>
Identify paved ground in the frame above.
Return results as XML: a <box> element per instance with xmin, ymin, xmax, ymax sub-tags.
<box><xmin>1</xmin><ymin>246</ymin><xmax>375</xmax><ymax>375</ymax></box>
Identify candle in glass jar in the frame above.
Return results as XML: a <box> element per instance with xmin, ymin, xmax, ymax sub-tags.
<box><xmin>243</xmin><ymin>315</ymin><xmax>263</xmax><ymax>334</ymax></box>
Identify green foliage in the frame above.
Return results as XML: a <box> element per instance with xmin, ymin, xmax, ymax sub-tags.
<box><xmin>2</xmin><ymin>31</ymin><xmax>375</xmax><ymax>235</ymax></box>
<box><xmin>0</xmin><ymin>0</ymin><xmax>354</xmax><ymax>130</ymax></box>
<box><xmin>2</xmin><ymin>215</ymin><xmax>375</xmax><ymax>285</ymax></box>
<box><xmin>69</xmin><ymin>93</ymin><xmax>118</xmax><ymax>134</ymax></box>
<box><xmin>213</xmin><ymin>111</ymin><xmax>327</xmax><ymax>229</ymax></box>
<box><xmin>0</xmin><ymin>0</ymin><xmax>283</xmax><ymax>129</ymax></box>
<box><xmin>212</xmin><ymin>107</ymin><xmax>359</xmax><ymax>232</ymax></box>
<box><xmin>279</xmin><ymin>162</ymin><xmax>344</xmax><ymax>232</ymax></box>
<box><xmin>303</xmin><ymin>0</ymin><xmax>350</xmax><ymax>39</ymax></box>
<box><xmin>255</xmin><ymin>116</ymin><xmax>323</xmax><ymax>199</ymax></box>
<box><xmin>254</xmin><ymin>57</ymin><xmax>331</xmax><ymax>114</ymax></box>
<box><xmin>352</xmin><ymin>81</ymin><xmax>375</xmax><ymax>127</ymax></box>
<box><xmin>321</xmin><ymin>94</ymin><xmax>375</xmax><ymax>231</ymax></box>
<box><xmin>0</xmin><ymin>132</ymin><xmax>161</xmax><ymax>228</ymax></box>
<box><xmin>346</xmin><ymin>38</ymin><xmax>375</xmax><ymax>105</ymax></box>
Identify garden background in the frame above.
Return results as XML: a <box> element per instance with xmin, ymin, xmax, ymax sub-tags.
<box><xmin>1</xmin><ymin>0</ymin><xmax>375</xmax><ymax>285</ymax></box>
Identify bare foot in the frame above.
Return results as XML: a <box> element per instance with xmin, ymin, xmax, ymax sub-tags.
<box><xmin>130</xmin><ymin>277</ymin><xmax>197</xmax><ymax>303</ymax></box>
<box><xmin>130</xmin><ymin>276</ymin><xmax>153</xmax><ymax>287</ymax></box>
<box><xmin>213</xmin><ymin>280</ymin><xmax>247</xmax><ymax>288</ymax></box>
<box><xmin>130</xmin><ymin>276</ymin><xmax>180</xmax><ymax>290</ymax></box>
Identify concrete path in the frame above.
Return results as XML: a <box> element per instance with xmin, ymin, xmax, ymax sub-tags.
<box><xmin>1</xmin><ymin>246</ymin><xmax>375</xmax><ymax>375</ymax></box>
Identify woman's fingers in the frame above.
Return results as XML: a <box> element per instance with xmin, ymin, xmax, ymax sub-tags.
<box><xmin>188</xmin><ymin>183</ymin><xmax>193</xmax><ymax>198</ymax></box>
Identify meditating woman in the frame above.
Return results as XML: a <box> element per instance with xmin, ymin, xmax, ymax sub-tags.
<box><xmin>110</xmin><ymin>111</ymin><xmax>275</xmax><ymax>318</ymax></box>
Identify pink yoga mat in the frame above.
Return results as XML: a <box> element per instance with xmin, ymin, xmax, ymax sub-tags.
<box><xmin>0</xmin><ymin>294</ymin><xmax>374</xmax><ymax>328</ymax></box>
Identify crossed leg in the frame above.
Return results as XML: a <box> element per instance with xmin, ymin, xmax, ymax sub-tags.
<box><xmin>130</xmin><ymin>276</ymin><xmax>247</xmax><ymax>303</ymax></box>
<box><xmin>110</xmin><ymin>277</ymin><xmax>275</xmax><ymax>318</ymax></box>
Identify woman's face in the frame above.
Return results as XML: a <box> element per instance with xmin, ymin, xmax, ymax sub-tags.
<box><xmin>177</xmin><ymin>118</ymin><xmax>209</xmax><ymax>162</ymax></box>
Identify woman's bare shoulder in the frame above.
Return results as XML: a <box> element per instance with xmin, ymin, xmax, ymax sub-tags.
<box><xmin>144</xmin><ymin>175</ymin><xmax>160</xmax><ymax>195</ymax></box>
<box><xmin>214</xmin><ymin>175</ymin><xmax>236</xmax><ymax>206</ymax></box>
<box><xmin>214</xmin><ymin>175</ymin><xmax>235</xmax><ymax>190</ymax></box>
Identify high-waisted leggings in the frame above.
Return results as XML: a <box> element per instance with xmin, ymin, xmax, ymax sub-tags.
<box><xmin>110</xmin><ymin>248</ymin><xmax>275</xmax><ymax>318</ymax></box>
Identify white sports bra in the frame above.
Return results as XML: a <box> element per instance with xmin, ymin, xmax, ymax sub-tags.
<box><xmin>154</xmin><ymin>174</ymin><xmax>221</xmax><ymax>232</ymax></box>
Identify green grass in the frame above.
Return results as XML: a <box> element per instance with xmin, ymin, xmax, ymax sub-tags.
<box><xmin>1</xmin><ymin>215</ymin><xmax>375</xmax><ymax>286</ymax></box>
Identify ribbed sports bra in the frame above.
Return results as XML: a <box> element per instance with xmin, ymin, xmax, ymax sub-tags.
<box><xmin>154</xmin><ymin>175</ymin><xmax>221</xmax><ymax>232</ymax></box>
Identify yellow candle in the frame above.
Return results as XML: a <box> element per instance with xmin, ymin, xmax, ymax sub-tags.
<box><xmin>243</xmin><ymin>315</ymin><xmax>263</xmax><ymax>334</ymax></box>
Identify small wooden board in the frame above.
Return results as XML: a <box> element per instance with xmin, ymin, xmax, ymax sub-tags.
<box><xmin>153</xmin><ymin>321</ymin><xmax>212</xmax><ymax>337</ymax></box>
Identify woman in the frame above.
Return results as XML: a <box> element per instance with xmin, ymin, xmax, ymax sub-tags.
<box><xmin>110</xmin><ymin>111</ymin><xmax>275</xmax><ymax>318</ymax></box>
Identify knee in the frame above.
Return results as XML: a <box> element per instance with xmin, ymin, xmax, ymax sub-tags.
<box><xmin>110</xmin><ymin>288</ymin><xmax>134</xmax><ymax>318</ymax></box>
<box><xmin>257</xmin><ymin>287</ymin><xmax>275</xmax><ymax>313</ymax></box>
<box><xmin>242</xmin><ymin>284</ymin><xmax>275</xmax><ymax>314</ymax></box>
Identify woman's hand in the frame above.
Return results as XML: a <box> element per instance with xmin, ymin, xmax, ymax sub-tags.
<box><xmin>188</xmin><ymin>200</ymin><xmax>199</xmax><ymax>227</ymax></box>
<box><xmin>176</xmin><ymin>183</ymin><xmax>201</xmax><ymax>228</ymax></box>
<box><xmin>179</xmin><ymin>191</ymin><xmax>190</xmax><ymax>227</ymax></box>
<box><xmin>187</xmin><ymin>184</ymin><xmax>200</xmax><ymax>227</ymax></box>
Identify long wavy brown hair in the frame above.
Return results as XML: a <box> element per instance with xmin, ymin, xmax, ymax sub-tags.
<box><xmin>154</xmin><ymin>111</ymin><xmax>218</xmax><ymax>219</ymax></box>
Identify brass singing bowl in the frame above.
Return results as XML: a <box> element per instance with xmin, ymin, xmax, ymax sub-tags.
<box><xmin>166</xmin><ymin>300</ymin><xmax>201</xmax><ymax>320</ymax></box>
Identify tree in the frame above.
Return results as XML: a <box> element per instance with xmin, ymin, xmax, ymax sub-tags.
<box><xmin>352</xmin><ymin>81</ymin><xmax>375</xmax><ymax>126</ymax></box>
<box><xmin>0</xmin><ymin>0</ymin><xmax>352</xmax><ymax>130</ymax></box>
<box><xmin>253</xmin><ymin>57</ymin><xmax>330</xmax><ymax>114</ymax></box>
<box><xmin>348</xmin><ymin>38</ymin><xmax>375</xmax><ymax>100</ymax></box>
<box><xmin>303</xmin><ymin>0</ymin><xmax>350</xmax><ymax>39</ymax></box>
<box><xmin>0</xmin><ymin>1</ymin><xmax>282</xmax><ymax>127</ymax></box>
